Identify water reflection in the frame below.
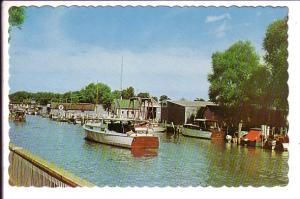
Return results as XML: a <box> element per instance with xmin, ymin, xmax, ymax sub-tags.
<box><xmin>9</xmin><ymin>115</ymin><xmax>288</xmax><ymax>187</ymax></box>
<box><xmin>131</xmin><ymin>148</ymin><xmax>158</xmax><ymax>157</ymax></box>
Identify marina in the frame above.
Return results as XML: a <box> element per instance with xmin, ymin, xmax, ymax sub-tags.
<box><xmin>9</xmin><ymin>115</ymin><xmax>288</xmax><ymax>186</ymax></box>
<box><xmin>6</xmin><ymin>5</ymin><xmax>290</xmax><ymax>190</ymax></box>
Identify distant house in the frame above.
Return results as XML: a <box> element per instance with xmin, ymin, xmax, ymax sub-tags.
<box><xmin>50</xmin><ymin>103</ymin><xmax>105</xmax><ymax>118</ymax></box>
<box><xmin>111</xmin><ymin>97</ymin><xmax>161</xmax><ymax>121</ymax></box>
<box><xmin>160</xmin><ymin>100</ymin><xmax>217</xmax><ymax>125</ymax></box>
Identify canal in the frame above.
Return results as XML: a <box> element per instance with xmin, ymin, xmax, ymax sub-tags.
<box><xmin>9</xmin><ymin>115</ymin><xmax>288</xmax><ymax>186</ymax></box>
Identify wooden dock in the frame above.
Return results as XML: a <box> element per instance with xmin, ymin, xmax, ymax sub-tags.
<box><xmin>9</xmin><ymin>143</ymin><xmax>94</xmax><ymax>187</ymax></box>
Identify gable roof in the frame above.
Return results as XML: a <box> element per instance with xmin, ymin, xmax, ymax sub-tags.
<box><xmin>113</xmin><ymin>97</ymin><xmax>160</xmax><ymax>110</ymax></box>
<box><xmin>50</xmin><ymin>103</ymin><xmax>95</xmax><ymax>111</ymax></box>
<box><xmin>169</xmin><ymin>100</ymin><xmax>216</xmax><ymax>107</ymax></box>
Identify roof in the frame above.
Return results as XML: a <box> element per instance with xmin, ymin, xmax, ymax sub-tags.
<box><xmin>50</xmin><ymin>103</ymin><xmax>95</xmax><ymax>111</ymax></box>
<box><xmin>244</xmin><ymin>129</ymin><xmax>262</xmax><ymax>142</ymax></box>
<box><xmin>113</xmin><ymin>98</ymin><xmax>160</xmax><ymax>109</ymax></box>
<box><xmin>113</xmin><ymin>99</ymin><xmax>141</xmax><ymax>109</ymax></box>
<box><xmin>168</xmin><ymin>100</ymin><xmax>216</xmax><ymax>107</ymax></box>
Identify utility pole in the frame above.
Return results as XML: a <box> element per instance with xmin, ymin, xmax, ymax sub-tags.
<box><xmin>96</xmin><ymin>80</ymin><xmax>99</xmax><ymax>105</ymax></box>
<box><xmin>120</xmin><ymin>56</ymin><xmax>123</xmax><ymax>100</ymax></box>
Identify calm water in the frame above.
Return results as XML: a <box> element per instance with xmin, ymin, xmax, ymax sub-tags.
<box><xmin>9</xmin><ymin>115</ymin><xmax>288</xmax><ymax>186</ymax></box>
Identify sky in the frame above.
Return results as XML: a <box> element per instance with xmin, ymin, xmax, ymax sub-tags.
<box><xmin>9</xmin><ymin>6</ymin><xmax>288</xmax><ymax>100</ymax></box>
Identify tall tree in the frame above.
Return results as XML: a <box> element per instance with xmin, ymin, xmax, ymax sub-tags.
<box><xmin>194</xmin><ymin>98</ymin><xmax>205</xmax><ymax>101</ymax></box>
<box><xmin>159</xmin><ymin>95</ymin><xmax>170</xmax><ymax>102</ymax></box>
<box><xmin>8</xmin><ymin>6</ymin><xmax>25</xmax><ymax>41</ymax></box>
<box><xmin>263</xmin><ymin>17</ymin><xmax>288</xmax><ymax>112</ymax></box>
<box><xmin>208</xmin><ymin>41</ymin><xmax>264</xmax><ymax>126</ymax></box>
<box><xmin>122</xmin><ymin>86</ymin><xmax>135</xmax><ymax>99</ymax></box>
<box><xmin>137</xmin><ymin>92</ymin><xmax>150</xmax><ymax>98</ymax></box>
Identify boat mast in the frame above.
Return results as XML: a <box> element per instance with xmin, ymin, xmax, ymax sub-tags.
<box><xmin>120</xmin><ymin>56</ymin><xmax>123</xmax><ymax>100</ymax></box>
<box><xmin>96</xmin><ymin>80</ymin><xmax>99</xmax><ymax>104</ymax></box>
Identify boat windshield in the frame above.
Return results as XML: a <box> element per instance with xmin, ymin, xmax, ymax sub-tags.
<box><xmin>108</xmin><ymin>121</ymin><xmax>135</xmax><ymax>134</ymax></box>
<box><xmin>196</xmin><ymin>121</ymin><xmax>218</xmax><ymax>131</ymax></box>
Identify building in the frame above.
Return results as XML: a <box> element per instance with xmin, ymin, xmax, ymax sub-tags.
<box><xmin>160</xmin><ymin>100</ymin><xmax>217</xmax><ymax>125</ymax></box>
<box><xmin>111</xmin><ymin>97</ymin><xmax>161</xmax><ymax>121</ymax></box>
<box><xmin>198</xmin><ymin>104</ymin><xmax>222</xmax><ymax>121</ymax></box>
<box><xmin>49</xmin><ymin>103</ymin><xmax>105</xmax><ymax>118</ymax></box>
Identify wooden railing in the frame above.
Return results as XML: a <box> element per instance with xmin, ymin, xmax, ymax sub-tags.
<box><xmin>9</xmin><ymin>144</ymin><xmax>94</xmax><ymax>187</ymax></box>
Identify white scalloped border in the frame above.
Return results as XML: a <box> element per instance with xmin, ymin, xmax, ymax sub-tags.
<box><xmin>2</xmin><ymin>1</ymin><xmax>300</xmax><ymax>199</ymax></box>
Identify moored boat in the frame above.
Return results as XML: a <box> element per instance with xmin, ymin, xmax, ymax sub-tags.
<box><xmin>241</xmin><ymin>128</ymin><xmax>262</xmax><ymax>147</ymax></box>
<box><xmin>10</xmin><ymin>109</ymin><xmax>26</xmax><ymax>122</ymax></box>
<box><xmin>274</xmin><ymin>134</ymin><xmax>289</xmax><ymax>151</ymax></box>
<box><xmin>134</xmin><ymin>122</ymin><xmax>166</xmax><ymax>133</ymax></box>
<box><xmin>83</xmin><ymin>118</ymin><xmax>159</xmax><ymax>149</ymax></box>
<box><xmin>182</xmin><ymin>119</ymin><xmax>225</xmax><ymax>140</ymax></box>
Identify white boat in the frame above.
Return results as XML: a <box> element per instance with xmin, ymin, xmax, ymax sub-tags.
<box><xmin>182</xmin><ymin>119</ymin><xmax>225</xmax><ymax>140</ymax></box>
<box><xmin>134</xmin><ymin>122</ymin><xmax>166</xmax><ymax>133</ymax></box>
<box><xmin>83</xmin><ymin>118</ymin><xmax>159</xmax><ymax>149</ymax></box>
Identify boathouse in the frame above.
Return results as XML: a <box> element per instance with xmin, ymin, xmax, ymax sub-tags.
<box><xmin>160</xmin><ymin>100</ymin><xmax>217</xmax><ymax>125</ymax></box>
<box><xmin>198</xmin><ymin>104</ymin><xmax>222</xmax><ymax>121</ymax></box>
<box><xmin>111</xmin><ymin>97</ymin><xmax>161</xmax><ymax>121</ymax></box>
<box><xmin>50</xmin><ymin>103</ymin><xmax>104</xmax><ymax>118</ymax></box>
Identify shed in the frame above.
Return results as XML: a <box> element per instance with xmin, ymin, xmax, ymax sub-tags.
<box><xmin>160</xmin><ymin>100</ymin><xmax>216</xmax><ymax>125</ymax></box>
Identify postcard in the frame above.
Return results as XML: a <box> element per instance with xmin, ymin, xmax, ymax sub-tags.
<box><xmin>2</xmin><ymin>1</ymin><xmax>300</xmax><ymax>199</ymax></box>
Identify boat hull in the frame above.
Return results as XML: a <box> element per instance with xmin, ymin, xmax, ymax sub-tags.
<box><xmin>83</xmin><ymin>124</ymin><xmax>159</xmax><ymax>149</ymax></box>
<box><xmin>135</xmin><ymin>126</ymin><xmax>166</xmax><ymax>133</ymax></box>
<box><xmin>85</xmin><ymin>130</ymin><xmax>133</xmax><ymax>148</ymax></box>
<box><xmin>182</xmin><ymin>127</ymin><xmax>212</xmax><ymax>139</ymax></box>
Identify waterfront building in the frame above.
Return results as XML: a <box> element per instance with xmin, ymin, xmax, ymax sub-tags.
<box><xmin>160</xmin><ymin>100</ymin><xmax>216</xmax><ymax>125</ymax></box>
<box><xmin>49</xmin><ymin>103</ymin><xmax>105</xmax><ymax>118</ymax></box>
<box><xmin>111</xmin><ymin>97</ymin><xmax>161</xmax><ymax>121</ymax></box>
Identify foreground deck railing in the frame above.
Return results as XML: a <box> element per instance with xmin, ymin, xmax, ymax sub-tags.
<box><xmin>9</xmin><ymin>144</ymin><xmax>94</xmax><ymax>187</ymax></box>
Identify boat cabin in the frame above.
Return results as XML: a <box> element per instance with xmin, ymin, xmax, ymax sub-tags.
<box><xmin>107</xmin><ymin>120</ymin><xmax>135</xmax><ymax>134</ymax></box>
<box><xmin>184</xmin><ymin>119</ymin><xmax>219</xmax><ymax>131</ymax></box>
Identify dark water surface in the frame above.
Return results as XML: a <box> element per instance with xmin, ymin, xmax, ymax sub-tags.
<box><xmin>9</xmin><ymin>115</ymin><xmax>288</xmax><ymax>186</ymax></box>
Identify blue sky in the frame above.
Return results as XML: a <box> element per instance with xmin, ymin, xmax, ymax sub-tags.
<box><xmin>9</xmin><ymin>6</ymin><xmax>288</xmax><ymax>100</ymax></box>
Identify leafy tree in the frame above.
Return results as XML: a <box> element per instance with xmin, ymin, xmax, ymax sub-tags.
<box><xmin>194</xmin><ymin>98</ymin><xmax>205</xmax><ymax>101</ymax></box>
<box><xmin>263</xmin><ymin>17</ymin><xmax>288</xmax><ymax>112</ymax></box>
<box><xmin>152</xmin><ymin>96</ymin><xmax>158</xmax><ymax>102</ymax></box>
<box><xmin>8</xmin><ymin>6</ymin><xmax>25</xmax><ymax>41</ymax></box>
<box><xmin>137</xmin><ymin>92</ymin><xmax>150</xmax><ymax>98</ymax></box>
<box><xmin>208</xmin><ymin>41</ymin><xmax>264</xmax><ymax>126</ymax></box>
<box><xmin>159</xmin><ymin>95</ymin><xmax>170</xmax><ymax>102</ymax></box>
<box><xmin>122</xmin><ymin>86</ymin><xmax>134</xmax><ymax>99</ymax></box>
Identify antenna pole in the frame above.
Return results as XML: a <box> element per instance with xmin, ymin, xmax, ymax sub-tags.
<box><xmin>120</xmin><ymin>56</ymin><xmax>123</xmax><ymax>100</ymax></box>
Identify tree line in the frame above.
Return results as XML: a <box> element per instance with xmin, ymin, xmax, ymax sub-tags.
<box><xmin>208</xmin><ymin>17</ymin><xmax>288</xmax><ymax>128</ymax></box>
<box><xmin>9</xmin><ymin>84</ymin><xmax>173</xmax><ymax>110</ymax></box>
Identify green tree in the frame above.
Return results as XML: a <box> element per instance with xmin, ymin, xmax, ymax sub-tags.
<box><xmin>208</xmin><ymin>41</ymin><xmax>264</xmax><ymax>126</ymax></box>
<box><xmin>122</xmin><ymin>86</ymin><xmax>135</xmax><ymax>99</ymax></box>
<box><xmin>159</xmin><ymin>95</ymin><xmax>170</xmax><ymax>102</ymax></box>
<box><xmin>194</xmin><ymin>98</ymin><xmax>205</xmax><ymax>101</ymax></box>
<box><xmin>263</xmin><ymin>17</ymin><xmax>288</xmax><ymax>112</ymax></box>
<box><xmin>137</xmin><ymin>92</ymin><xmax>150</xmax><ymax>98</ymax></box>
<box><xmin>8</xmin><ymin>6</ymin><xmax>26</xmax><ymax>41</ymax></box>
<box><xmin>152</xmin><ymin>96</ymin><xmax>158</xmax><ymax>102</ymax></box>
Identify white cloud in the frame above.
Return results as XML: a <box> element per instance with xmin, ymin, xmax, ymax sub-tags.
<box><xmin>205</xmin><ymin>13</ymin><xmax>231</xmax><ymax>23</ymax></box>
<box><xmin>9</xmin><ymin>44</ymin><xmax>211</xmax><ymax>100</ymax></box>
<box><xmin>215</xmin><ymin>22</ymin><xmax>227</xmax><ymax>38</ymax></box>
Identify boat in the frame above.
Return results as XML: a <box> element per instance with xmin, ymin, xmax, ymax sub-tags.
<box><xmin>241</xmin><ymin>128</ymin><xmax>262</xmax><ymax>147</ymax></box>
<box><xmin>182</xmin><ymin>119</ymin><xmax>225</xmax><ymax>140</ymax></box>
<box><xmin>83</xmin><ymin>118</ymin><xmax>159</xmax><ymax>149</ymax></box>
<box><xmin>275</xmin><ymin>134</ymin><xmax>289</xmax><ymax>151</ymax></box>
<box><xmin>50</xmin><ymin>115</ymin><xmax>59</xmax><ymax>121</ymax></box>
<box><xmin>10</xmin><ymin>109</ymin><xmax>26</xmax><ymax>122</ymax></box>
<box><xmin>264</xmin><ymin>139</ymin><xmax>277</xmax><ymax>150</ymax></box>
<box><xmin>134</xmin><ymin>122</ymin><xmax>166</xmax><ymax>133</ymax></box>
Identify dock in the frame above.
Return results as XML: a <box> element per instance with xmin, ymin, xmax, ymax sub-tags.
<box><xmin>9</xmin><ymin>143</ymin><xmax>94</xmax><ymax>187</ymax></box>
